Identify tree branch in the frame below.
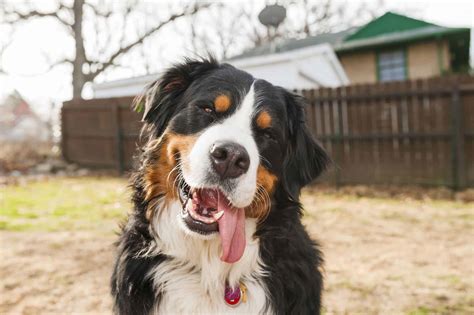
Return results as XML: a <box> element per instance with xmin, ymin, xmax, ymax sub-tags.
<box><xmin>39</xmin><ymin>57</ymin><xmax>73</xmax><ymax>73</ymax></box>
<box><xmin>87</xmin><ymin>3</ymin><xmax>211</xmax><ymax>81</ymax></box>
<box><xmin>84</xmin><ymin>2</ymin><xmax>112</xmax><ymax>19</ymax></box>
<box><xmin>4</xmin><ymin>3</ymin><xmax>73</xmax><ymax>27</ymax></box>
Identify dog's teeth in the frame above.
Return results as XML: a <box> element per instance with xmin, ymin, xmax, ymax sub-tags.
<box><xmin>213</xmin><ymin>210</ymin><xmax>224</xmax><ymax>220</ymax></box>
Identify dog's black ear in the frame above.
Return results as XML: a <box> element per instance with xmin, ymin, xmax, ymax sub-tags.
<box><xmin>283</xmin><ymin>91</ymin><xmax>330</xmax><ymax>199</ymax></box>
<box><xmin>134</xmin><ymin>57</ymin><xmax>219</xmax><ymax>137</ymax></box>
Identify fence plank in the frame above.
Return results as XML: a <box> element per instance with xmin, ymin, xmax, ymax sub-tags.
<box><xmin>451</xmin><ymin>86</ymin><xmax>467</xmax><ymax>189</ymax></box>
<box><xmin>112</xmin><ymin>104</ymin><xmax>124</xmax><ymax>174</ymax></box>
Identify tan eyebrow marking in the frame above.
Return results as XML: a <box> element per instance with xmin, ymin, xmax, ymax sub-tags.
<box><xmin>214</xmin><ymin>95</ymin><xmax>231</xmax><ymax>113</ymax></box>
<box><xmin>256</xmin><ymin>111</ymin><xmax>272</xmax><ymax>129</ymax></box>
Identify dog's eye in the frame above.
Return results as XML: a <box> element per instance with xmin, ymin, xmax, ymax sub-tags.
<box><xmin>262</xmin><ymin>129</ymin><xmax>276</xmax><ymax>141</ymax></box>
<box><xmin>198</xmin><ymin>104</ymin><xmax>215</xmax><ymax>115</ymax></box>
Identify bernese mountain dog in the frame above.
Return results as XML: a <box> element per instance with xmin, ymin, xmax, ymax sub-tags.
<box><xmin>111</xmin><ymin>57</ymin><xmax>329</xmax><ymax>314</ymax></box>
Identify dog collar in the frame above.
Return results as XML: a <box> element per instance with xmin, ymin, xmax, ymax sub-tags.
<box><xmin>224</xmin><ymin>282</ymin><xmax>247</xmax><ymax>307</ymax></box>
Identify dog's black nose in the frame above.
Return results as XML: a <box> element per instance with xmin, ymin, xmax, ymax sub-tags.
<box><xmin>210</xmin><ymin>142</ymin><xmax>250</xmax><ymax>179</ymax></box>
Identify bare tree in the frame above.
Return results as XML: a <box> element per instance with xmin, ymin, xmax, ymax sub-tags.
<box><xmin>180</xmin><ymin>1</ymin><xmax>265</xmax><ymax>60</ymax></box>
<box><xmin>1</xmin><ymin>0</ymin><xmax>210</xmax><ymax>99</ymax></box>
<box><xmin>187</xmin><ymin>0</ymin><xmax>386</xmax><ymax>60</ymax></box>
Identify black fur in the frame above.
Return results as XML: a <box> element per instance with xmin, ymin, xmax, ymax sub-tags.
<box><xmin>139</xmin><ymin>57</ymin><xmax>222</xmax><ymax>137</ymax></box>
<box><xmin>112</xmin><ymin>58</ymin><xmax>329</xmax><ymax>314</ymax></box>
<box><xmin>282</xmin><ymin>91</ymin><xmax>330</xmax><ymax>199</ymax></box>
<box><xmin>111</xmin><ymin>178</ymin><xmax>166</xmax><ymax>315</ymax></box>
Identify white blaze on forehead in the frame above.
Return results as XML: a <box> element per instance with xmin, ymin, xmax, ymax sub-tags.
<box><xmin>228</xmin><ymin>84</ymin><xmax>256</xmax><ymax>132</ymax></box>
<box><xmin>184</xmin><ymin>83</ymin><xmax>259</xmax><ymax>208</ymax></box>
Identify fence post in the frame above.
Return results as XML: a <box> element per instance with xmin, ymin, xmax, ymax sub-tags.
<box><xmin>61</xmin><ymin>105</ymin><xmax>69</xmax><ymax>162</ymax></box>
<box><xmin>112</xmin><ymin>104</ymin><xmax>124</xmax><ymax>175</ymax></box>
<box><xmin>450</xmin><ymin>86</ymin><xmax>466</xmax><ymax>190</ymax></box>
<box><xmin>334</xmin><ymin>87</ymin><xmax>344</xmax><ymax>188</ymax></box>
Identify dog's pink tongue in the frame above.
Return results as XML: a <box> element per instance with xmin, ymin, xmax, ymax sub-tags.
<box><xmin>217</xmin><ymin>191</ymin><xmax>246</xmax><ymax>263</ymax></box>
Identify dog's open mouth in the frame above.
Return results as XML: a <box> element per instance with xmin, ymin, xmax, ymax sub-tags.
<box><xmin>179</xmin><ymin>182</ymin><xmax>221</xmax><ymax>233</ymax></box>
<box><xmin>178</xmin><ymin>181</ymin><xmax>246</xmax><ymax>263</ymax></box>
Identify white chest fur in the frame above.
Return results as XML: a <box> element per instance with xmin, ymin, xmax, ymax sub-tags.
<box><xmin>149</xmin><ymin>201</ymin><xmax>271</xmax><ymax>314</ymax></box>
<box><xmin>152</xmin><ymin>266</ymin><xmax>268</xmax><ymax>314</ymax></box>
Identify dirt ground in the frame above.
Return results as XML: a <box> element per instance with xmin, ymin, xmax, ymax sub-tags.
<box><xmin>0</xmin><ymin>231</ymin><xmax>115</xmax><ymax>314</ymax></box>
<box><xmin>1</xmin><ymin>184</ymin><xmax>473</xmax><ymax>314</ymax></box>
<box><xmin>304</xmin><ymin>191</ymin><xmax>474</xmax><ymax>314</ymax></box>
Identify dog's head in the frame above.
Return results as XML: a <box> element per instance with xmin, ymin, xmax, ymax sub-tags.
<box><xmin>136</xmin><ymin>58</ymin><xmax>328</xmax><ymax>263</ymax></box>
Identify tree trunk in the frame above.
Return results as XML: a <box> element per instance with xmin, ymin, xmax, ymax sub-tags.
<box><xmin>72</xmin><ymin>0</ymin><xmax>86</xmax><ymax>99</ymax></box>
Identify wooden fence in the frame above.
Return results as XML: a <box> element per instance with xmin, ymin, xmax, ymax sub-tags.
<box><xmin>61</xmin><ymin>97</ymin><xmax>139</xmax><ymax>174</ymax></box>
<box><xmin>61</xmin><ymin>76</ymin><xmax>474</xmax><ymax>189</ymax></box>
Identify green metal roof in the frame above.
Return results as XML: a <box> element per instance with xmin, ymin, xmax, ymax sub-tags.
<box><xmin>336</xmin><ymin>25</ymin><xmax>470</xmax><ymax>53</ymax></box>
<box><xmin>229</xmin><ymin>11</ymin><xmax>470</xmax><ymax>60</ymax></box>
<box><xmin>345</xmin><ymin>12</ymin><xmax>438</xmax><ymax>41</ymax></box>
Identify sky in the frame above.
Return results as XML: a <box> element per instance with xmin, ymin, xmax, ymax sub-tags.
<box><xmin>0</xmin><ymin>0</ymin><xmax>473</xmax><ymax>120</ymax></box>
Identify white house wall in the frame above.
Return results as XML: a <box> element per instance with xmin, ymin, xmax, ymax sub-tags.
<box><xmin>233</xmin><ymin>54</ymin><xmax>346</xmax><ymax>89</ymax></box>
<box><xmin>229</xmin><ymin>43</ymin><xmax>348</xmax><ymax>90</ymax></box>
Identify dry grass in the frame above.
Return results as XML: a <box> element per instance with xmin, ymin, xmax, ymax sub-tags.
<box><xmin>0</xmin><ymin>177</ymin><xmax>129</xmax><ymax>232</ymax></box>
<box><xmin>0</xmin><ymin>141</ymin><xmax>55</xmax><ymax>173</ymax></box>
<box><xmin>1</xmin><ymin>177</ymin><xmax>473</xmax><ymax>314</ymax></box>
<box><xmin>303</xmin><ymin>189</ymin><xmax>474</xmax><ymax>314</ymax></box>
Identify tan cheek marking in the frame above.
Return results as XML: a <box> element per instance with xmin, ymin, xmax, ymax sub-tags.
<box><xmin>166</xmin><ymin>133</ymin><xmax>198</xmax><ymax>165</ymax></box>
<box><xmin>256</xmin><ymin>111</ymin><xmax>272</xmax><ymax>129</ymax></box>
<box><xmin>246</xmin><ymin>166</ymin><xmax>278</xmax><ymax>220</ymax></box>
<box><xmin>144</xmin><ymin>132</ymin><xmax>198</xmax><ymax>220</ymax></box>
<box><xmin>214</xmin><ymin>95</ymin><xmax>231</xmax><ymax>113</ymax></box>
<box><xmin>257</xmin><ymin>166</ymin><xmax>277</xmax><ymax>194</ymax></box>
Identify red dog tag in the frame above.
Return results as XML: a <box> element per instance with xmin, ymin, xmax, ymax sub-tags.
<box><xmin>224</xmin><ymin>283</ymin><xmax>247</xmax><ymax>307</ymax></box>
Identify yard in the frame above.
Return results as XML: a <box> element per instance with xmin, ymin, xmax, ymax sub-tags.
<box><xmin>1</xmin><ymin>177</ymin><xmax>473</xmax><ymax>314</ymax></box>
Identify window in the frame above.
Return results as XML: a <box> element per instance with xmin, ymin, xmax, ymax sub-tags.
<box><xmin>377</xmin><ymin>49</ymin><xmax>407</xmax><ymax>82</ymax></box>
